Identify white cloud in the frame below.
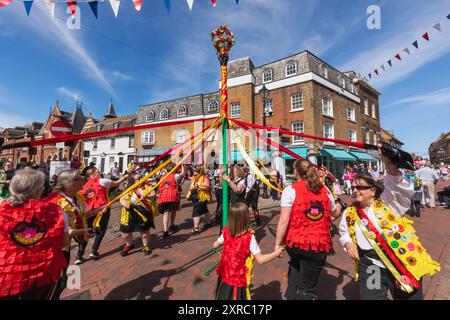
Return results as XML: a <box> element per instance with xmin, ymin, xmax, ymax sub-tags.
<box><xmin>341</xmin><ymin>2</ymin><xmax>450</xmax><ymax>89</ymax></box>
<box><xmin>57</xmin><ymin>86</ymin><xmax>83</xmax><ymax>102</ymax></box>
<box><xmin>110</xmin><ymin>70</ymin><xmax>133</xmax><ymax>81</ymax></box>
<box><xmin>0</xmin><ymin>113</ymin><xmax>34</xmax><ymax>129</ymax></box>
<box><xmin>384</xmin><ymin>86</ymin><xmax>450</xmax><ymax>108</ymax></box>
<box><xmin>6</xmin><ymin>3</ymin><xmax>117</xmax><ymax>98</ymax></box>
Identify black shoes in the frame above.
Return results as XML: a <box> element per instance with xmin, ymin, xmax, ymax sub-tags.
<box><xmin>89</xmin><ymin>251</ymin><xmax>100</xmax><ymax>260</ymax></box>
<box><xmin>169</xmin><ymin>224</ymin><xmax>179</xmax><ymax>233</ymax></box>
<box><xmin>120</xmin><ymin>244</ymin><xmax>135</xmax><ymax>257</ymax></box>
<box><xmin>192</xmin><ymin>227</ymin><xmax>201</xmax><ymax>235</ymax></box>
<box><xmin>163</xmin><ymin>231</ymin><xmax>169</xmax><ymax>239</ymax></box>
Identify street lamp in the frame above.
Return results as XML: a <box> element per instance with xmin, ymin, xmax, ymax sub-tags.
<box><xmin>259</xmin><ymin>84</ymin><xmax>271</xmax><ymax>198</ymax></box>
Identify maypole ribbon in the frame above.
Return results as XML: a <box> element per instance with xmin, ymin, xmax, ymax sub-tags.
<box><xmin>132</xmin><ymin>120</ymin><xmax>222</xmax><ymax>207</ymax></box>
<box><xmin>233</xmin><ymin>131</ymin><xmax>281</xmax><ymax>193</ymax></box>
<box><xmin>93</xmin><ymin>117</ymin><xmax>222</xmax><ymax>228</ymax></box>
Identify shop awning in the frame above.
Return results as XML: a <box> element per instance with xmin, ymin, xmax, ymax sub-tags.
<box><xmin>322</xmin><ymin>148</ymin><xmax>356</xmax><ymax>161</ymax></box>
<box><xmin>349</xmin><ymin>151</ymin><xmax>378</xmax><ymax>162</ymax></box>
<box><xmin>282</xmin><ymin>147</ymin><xmax>308</xmax><ymax>160</ymax></box>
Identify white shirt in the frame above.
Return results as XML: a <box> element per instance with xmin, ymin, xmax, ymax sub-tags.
<box><xmin>111</xmin><ymin>166</ymin><xmax>120</xmax><ymax>178</ymax></box>
<box><xmin>245</xmin><ymin>174</ymin><xmax>256</xmax><ymax>194</ymax></box>
<box><xmin>338</xmin><ymin>173</ymin><xmax>414</xmax><ymax>268</ymax></box>
<box><xmin>217</xmin><ymin>233</ymin><xmax>261</xmax><ymax>255</ymax></box>
<box><xmin>99</xmin><ymin>178</ymin><xmax>113</xmax><ymax>189</ymax></box>
<box><xmin>280</xmin><ymin>184</ymin><xmax>336</xmax><ymax>211</ymax></box>
<box><xmin>416</xmin><ymin>167</ymin><xmax>439</xmax><ymax>182</ymax></box>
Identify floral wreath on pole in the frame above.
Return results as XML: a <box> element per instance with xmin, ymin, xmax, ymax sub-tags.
<box><xmin>211</xmin><ymin>25</ymin><xmax>235</xmax><ymax>66</ymax></box>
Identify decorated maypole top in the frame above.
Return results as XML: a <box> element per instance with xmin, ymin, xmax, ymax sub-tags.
<box><xmin>211</xmin><ymin>25</ymin><xmax>235</xmax><ymax>67</ymax></box>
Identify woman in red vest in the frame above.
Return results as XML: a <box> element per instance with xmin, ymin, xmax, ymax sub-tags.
<box><xmin>158</xmin><ymin>163</ymin><xmax>184</xmax><ymax>239</ymax></box>
<box><xmin>214</xmin><ymin>203</ymin><xmax>283</xmax><ymax>300</ymax></box>
<box><xmin>0</xmin><ymin>168</ymin><xmax>68</xmax><ymax>300</ymax></box>
<box><xmin>275</xmin><ymin>159</ymin><xmax>343</xmax><ymax>300</ymax></box>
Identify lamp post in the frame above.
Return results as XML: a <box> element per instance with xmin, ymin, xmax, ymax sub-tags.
<box><xmin>259</xmin><ymin>84</ymin><xmax>271</xmax><ymax>198</ymax></box>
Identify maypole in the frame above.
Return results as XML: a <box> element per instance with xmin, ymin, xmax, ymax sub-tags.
<box><xmin>211</xmin><ymin>25</ymin><xmax>235</xmax><ymax>227</ymax></box>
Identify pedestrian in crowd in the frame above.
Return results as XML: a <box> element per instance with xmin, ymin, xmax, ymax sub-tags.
<box><xmin>186</xmin><ymin>166</ymin><xmax>213</xmax><ymax>235</ymax></box>
<box><xmin>403</xmin><ymin>170</ymin><xmax>423</xmax><ymax>217</ymax></box>
<box><xmin>416</xmin><ymin>162</ymin><xmax>440</xmax><ymax>209</ymax></box>
<box><xmin>109</xmin><ymin>162</ymin><xmax>120</xmax><ymax>181</ymax></box>
<box><xmin>339</xmin><ymin>153</ymin><xmax>440</xmax><ymax>300</ymax></box>
<box><xmin>275</xmin><ymin>159</ymin><xmax>343</xmax><ymax>300</ymax></box>
<box><xmin>46</xmin><ymin>170</ymin><xmax>102</xmax><ymax>299</ymax></box>
<box><xmin>0</xmin><ymin>160</ymin><xmax>13</xmax><ymax>201</ymax></box>
<box><xmin>243</xmin><ymin>166</ymin><xmax>261</xmax><ymax>228</ymax></box>
<box><xmin>78</xmin><ymin>167</ymin><xmax>128</xmax><ymax>261</ymax></box>
<box><xmin>208</xmin><ymin>164</ymin><xmax>216</xmax><ymax>194</ymax></box>
<box><xmin>437</xmin><ymin>185</ymin><xmax>450</xmax><ymax>209</ymax></box>
<box><xmin>370</xmin><ymin>165</ymin><xmax>380</xmax><ymax>181</ymax></box>
<box><xmin>158</xmin><ymin>163</ymin><xmax>184</xmax><ymax>239</ymax></box>
<box><xmin>439</xmin><ymin>163</ymin><xmax>449</xmax><ymax>180</ymax></box>
<box><xmin>0</xmin><ymin>168</ymin><xmax>68</xmax><ymax>300</ymax></box>
<box><xmin>70</xmin><ymin>156</ymin><xmax>82</xmax><ymax>171</ymax></box>
<box><xmin>222</xmin><ymin>165</ymin><xmax>247</xmax><ymax>205</ymax></box>
<box><xmin>214</xmin><ymin>166</ymin><xmax>224</xmax><ymax>226</ymax></box>
<box><xmin>356</xmin><ymin>163</ymin><xmax>369</xmax><ymax>176</ymax></box>
<box><xmin>119</xmin><ymin>174</ymin><xmax>158</xmax><ymax>257</ymax></box>
<box><xmin>342</xmin><ymin>167</ymin><xmax>354</xmax><ymax>195</ymax></box>
<box><xmin>81</xmin><ymin>162</ymin><xmax>96</xmax><ymax>177</ymax></box>
<box><xmin>214</xmin><ymin>203</ymin><xmax>284</xmax><ymax>300</ymax></box>
<box><xmin>270</xmin><ymin>168</ymin><xmax>281</xmax><ymax>201</ymax></box>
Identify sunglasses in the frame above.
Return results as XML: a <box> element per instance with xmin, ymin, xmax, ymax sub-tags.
<box><xmin>351</xmin><ymin>185</ymin><xmax>374</xmax><ymax>191</ymax></box>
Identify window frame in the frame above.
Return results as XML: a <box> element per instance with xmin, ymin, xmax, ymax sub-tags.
<box><xmin>291</xmin><ymin>121</ymin><xmax>304</xmax><ymax>144</ymax></box>
<box><xmin>290</xmin><ymin>93</ymin><xmax>304</xmax><ymax>112</ymax></box>
<box><xmin>160</xmin><ymin>109</ymin><xmax>169</xmax><ymax>121</ymax></box>
<box><xmin>348</xmin><ymin>129</ymin><xmax>357</xmax><ymax>142</ymax></box>
<box><xmin>323</xmin><ymin>123</ymin><xmax>334</xmax><ymax>139</ymax></box>
<box><xmin>320</xmin><ymin>64</ymin><xmax>328</xmax><ymax>79</ymax></box>
<box><xmin>263</xmin><ymin>99</ymin><xmax>273</xmax><ymax>116</ymax></box>
<box><xmin>110</xmin><ymin>138</ymin><xmax>115</xmax><ymax>149</ymax></box>
<box><xmin>230</xmin><ymin>102</ymin><xmax>241</xmax><ymax>118</ymax></box>
<box><xmin>322</xmin><ymin>97</ymin><xmax>333</xmax><ymax>117</ymax></box>
<box><xmin>347</xmin><ymin>107</ymin><xmax>355</xmax><ymax>122</ymax></box>
<box><xmin>177</xmin><ymin>105</ymin><xmax>187</xmax><ymax>118</ymax></box>
<box><xmin>371</xmin><ymin>102</ymin><xmax>377</xmax><ymax>119</ymax></box>
<box><xmin>262</xmin><ymin>69</ymin><xmax>273</xmax><ymax>83</ymax></box>
<box><xmin>285</xmin><ymin>61</ymin><xmax>297</xmax><ymax>77</ymax></box>
<box><xmin>112</xmin><ymin>122</ymin><xmax>119</xmax><ymax>130</ymax></box>
<box><xmin>364</xmin><ymin>98</ymin><xmax>369</xmax><ymax>116</ymax></box>
<box><xmin>141</xmin><ymin>131</ymin><xmax>155</xmax><ymax>144</ymax></box>
<box><xmin>145</xmin><ymin>111</ymin><xmax>155</xmax><ymax>123</ymax></box>
<box><xmin>93</xmin><ymin>140</ymin><xmax>98</xmax><ymax>151</ymax></box>
<box><xmin>208</xmin><ymin>100</ymin><xmax>219</xmax><ymax>113</ymax></box>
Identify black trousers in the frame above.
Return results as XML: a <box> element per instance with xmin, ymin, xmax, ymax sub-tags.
<box><xmin>79</xmin><ymin>209</ymin><xmax>111</xmax><ymax>256</ymax></box>
<box><xmin>0</xmin><ymin>283</ymin><xmax>56</xmax><ymax>300</ymax></box>
<box><xmin>358</xmin><ymin>252</ymin><xmax>423</xmax><ymax>300</ymax></box>
<box><xmin>285</xmin><ymin>246</ymin><xmax>327</xmax><ymax>300</ymax></box>
<box><xmin>50</xmin><ymin>250</ymin><xmax>71</xmax><ymax>300</ymax></box>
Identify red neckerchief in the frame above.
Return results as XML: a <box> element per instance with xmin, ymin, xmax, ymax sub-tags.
<box><xmin>134</xmin><ymin>188</ymin><xmax>153</xmax><ymax>210</ymax></box>
<box><xmin>356</xmin><ymin>208</ymin><xmax>419</xmax><ymax>289</ymax></box>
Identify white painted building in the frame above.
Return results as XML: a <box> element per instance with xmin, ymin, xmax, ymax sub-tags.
<box><xmin>81</xmin><ymin>101</ymin><xmax>136</xmax><ymax>175</ymax></box>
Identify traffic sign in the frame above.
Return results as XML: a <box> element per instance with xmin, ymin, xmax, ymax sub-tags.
<box><xmin>50</xmin><ymin>120</ymin><xmax>73</xmax><ymax>138</ymax></box>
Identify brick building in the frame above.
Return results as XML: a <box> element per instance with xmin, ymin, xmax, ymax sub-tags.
<box><xmin>381</xmin><ymin>128</ymin><xmax>404</xmax><ymax>150</ymax></box>
<box><xmin>429</xmin><ymin>132</ymin><xmax>450</xmax><ymax>165</ymax></box>
<box><xmin>134</xmin><ymin>50</ymin><xmax>382</xmax><ymax>179</ymax></box>
<box><xmin>34</xmin><ymin>101</ymin><xmax>86</xmax><ymax>163</ymax></box>
<box><xmin>0</xmin><ymin>122</ymin><xmax>43</xmax><ymax>165</ymax></box>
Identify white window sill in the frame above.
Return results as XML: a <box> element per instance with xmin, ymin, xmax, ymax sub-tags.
<box><xmin>323</xmin><ymin>114</ymin><xmax>335</xmax><ymax>120</ymax></box>
<box><xmin>290</xmin><ymin>109</ymin><xmax>304</xmax><ymax>113</ymax></box>
<box><xmin>347</xmin><ymin>119</ymin><xmax>356</xmax><ymax>123</ymax></box>
<box><xmin>230</xmin><ymin>115</ymin><xmax>241</xmax><ymax>119</ymax></box>
<box><xmin>291</xmin><ymin>141</ymin><xmax>305</xmax><ymax>146</ymax></box>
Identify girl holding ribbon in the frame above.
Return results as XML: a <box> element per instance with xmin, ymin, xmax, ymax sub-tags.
<box><xmin>338</xmin><ymin>153</ymin><xmax>440</xmax><ymax>300</ymax></box>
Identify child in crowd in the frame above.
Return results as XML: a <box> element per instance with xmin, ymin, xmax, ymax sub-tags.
<box><xmin>213</xmin><ymin>203</ymin><xmax>284</xmax><ymax>300</ymax></box>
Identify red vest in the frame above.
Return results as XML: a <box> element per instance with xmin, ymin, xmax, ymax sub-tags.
<box><xmin>285</xmin><ymin>180</ymin><xmax>332</xmax><ymax>253</ymax></box>
<box><xmin>216</xmin><ymin>227</ymin><xmax>252</xmax><ymax>288</ymax></box>
<box><xmin>157</xmin><ymin>173</ymin><xmax>179</xmax><ymax>204</ymax></box>
<box><xmin>81</xmin><ymin>177</ymin><xmax>109</xmax><ymax>210</ymax></box>
<box><xmin>0</xmin><ymin>199</ymin><xmax>67</xmax><ymax>297</ymax></box>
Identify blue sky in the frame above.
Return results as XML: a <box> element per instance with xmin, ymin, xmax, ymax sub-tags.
<box><xmin>0</xmin><ymin>0</ymin><xmax>449</xmax><ymax>155</ymax></box>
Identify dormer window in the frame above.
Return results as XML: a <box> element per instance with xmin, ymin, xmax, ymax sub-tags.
<box><xmin>160</xmin><ymin>108</ymin><xmax>169</xmax><ymax>120</ymax></box>
<box><xmin>339</xmin><ymin>76</ymin><xmax>345</xmax><ymax>89</ymax></box>
<box><xmin>320</xmin><ymin>64</ymin><xmax>328</xmax><ymax>78</ymax></box>
<box><xmin>96</xmin><ymin>124</ymin><xmax>103</xmax><ymax>132</ymax></box>
<box><xmin>286</xmin><ymin>61</ymin><xmax>297</xmax><ymax>77</ymax></box>
<box><xmin>113</xmin><ymin>122</ymin><xmax>119</xmax><ymax>130</ymax></box>
<box><xmin>263</xmin><ymin>69</ymin><xmax>273</xmax><ymax>83</ymax></box>
<box><xmin>208</xmin><ymin>101</ymin><xmax>219</xmax><ymax>112</ymax></box>
<box><xmin>146</xmin><ymin>111</ymin><xmax>155</xmax><ymax>123</ymax></box>
<box><xmin>177</xmin><ymin>105</ymin><xmax>187</xmax><ymax>117</ymax></box>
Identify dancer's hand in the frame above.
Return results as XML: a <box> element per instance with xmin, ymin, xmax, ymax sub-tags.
<box><xmin>275</xmin><ymin>245</ymin><xmax>285</xmax><ymax>258</ymax></box>
<box><xmin>345</xmin><ymin>242</ymin><xmax>359</xmax><ymax>261</ymax></box>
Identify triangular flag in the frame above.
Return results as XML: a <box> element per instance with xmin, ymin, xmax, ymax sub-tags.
<box><xmin>380</xmin><ymin>65</ymin><xmax>385</xmax><ymax>71</ymax></box>
<box><xmin>433</xmin><ymin>23</ymin><xmax>441</xmax><ymax>32</ymax></box>
<box><xmin>368</xmin><ymin>73</ymin><xmax>372</xmax><ymax>79</ymax></box>
<box><xmin>67</xmin><ymin>1</ymin><xmax>77</xmax><ymax>16</ymax></box>
<box><xmin>109</xmin><ymin>0</ymin><xmax>120</xmax><ymax>18</ymax></box>
<box><xmin>88</xmin><ymin>1</ymin><xmax>98</xmax><ymax>19</ymax></box>
<box><xmin>211</xmin><ymin>0</ymin><xmax>216</xmax><ymax>7</ymax></box>
<box><xmin>412</xmin><ymin>40</ymin><xmax>419</xmax><ymax>49</ymax></box>
<box><xmin>24</xmin><ymin>0</ymin><xmax>33</xmax><ymax>16</ymax></box>
<box><xmin>186</xmin><ymin>0</ymin><xmax>193</xmax><ymax>10</ymax></box>
<box><xmin>422</xmin><ymin>32</ymin><xmax>430</xmax><ymax>41</ymax></box>
<box><xmin>0</xmin><ymin>0</ymin><xmax>13</xmax><ymax>8</ymax></box>
<box><xmin>403</xmin><ymin>48</ymin><xmax>410</xmax><ymax>55</ymax></box>
<box><xmin>45</xmin><ymin>1</ymin><xmax>55</xmax><ymax>19</ymax></box>
<box><xmin>374</xmin><ymin>69</ymin><xmax>379</xmax><ymax>76</ymax></box>
<box><xmin>387</xmin><ymin>60</ymin><xmax>392</xmax><ymax>67</ymax></box>
<box><xmin>447</xmin><ymin>14</ymin><xmax>450</xmax><ymax>20</ymax></box>
<box><xmin>133</xmin><ymin>0</ymin><xmax>142</xmax><ymax>11</ymax></box>
<box><xmin>395</xmin><ymin>54</ymin><xmax>402</xmax><ymax>61</ymax></box>
<box><xmin>236</xmin><ymin>0</ymin><xmax>239</xmax><ymax>4</ymax></box>
<box><xmin>164</xmin><ymin>0</ymin><xmax>171</xmax><ymax>12</ymax></box>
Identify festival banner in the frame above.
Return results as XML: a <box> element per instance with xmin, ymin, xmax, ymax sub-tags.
<box><xmin>403</xmin><ymin>48</ymin><xmax>410</xmax><ymax>55</ymax></box>
<box><xmin>412</xmin><ymin>40</ymin><xmax>419</xmax><ymax>49</ymax></box>
<box><xmin>380</xmin><ymin>65</ymin><xmax>385</xmax><ymax>72</ymax></box>
<box><xmin>164</xmin><ymin>0</ymin><xmax>170</xmax><ymax>12</ymax></box>
<box><xmin>45</xmin><ymin>0</ymin><xmax>55</xmax><ymax>19</ymax></box>
<box><xmin>422</xmin><ymin>32</ymin><xmax>430</xmax><ymax>41</ymax></box>
<box><xmin>211</xmin><ymin>0</ymin><xmax>216</xmax><ymax>7</ymax></box>
<box><xmin>433</xmin><ymin>23</ymin><xmax>442</xmax><ymax>32</ymax></box>
<box><xmin>387</xmin><ymin>60</ymin><xmax>392</xmax><ymax>67</ymax></box>
<box><xmin>88</xmin><ymin>0</ymin><xmax>98</xmax><ymax>18</ymax></box>
<box><xmin>0</xmin><ymin>0</ymin><xmax>12</xmax><ymax>8</ymax></box>
<box><xmin>67</xmin><ymin>1</ymin><xmax>77</xmax><ymax>16</ymax></box>
<box><xmin>23</xmin><ymin>0</ymin><xmax>33</xmax><ymax>16</ymax></box>
<box><xmin>395</xmin><ymin>53</ymin><xmax>402</xmax><ymax>61</ymax></box>
<box><xmin>133</xmin><ymin>0</ymin><xmax>142</xmax><ymax>12</ymax></box>
<box><xmin>186</xmin><ymin>0</ymin><xmax>193</xmax><ymax>10</ymax></box>
<box><xmin>109</xmin><ymin>0</ymin><xmax>120</xmax><ymax>18</ymax></box>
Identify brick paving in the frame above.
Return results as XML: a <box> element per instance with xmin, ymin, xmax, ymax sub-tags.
<box><xmin>61</xmin><ymin>183</ymin><xmax>450</xmax><ymax>300</ymax></box>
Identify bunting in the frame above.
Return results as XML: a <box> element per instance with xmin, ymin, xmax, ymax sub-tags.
<box><xmin>88</xmin><ymin>0</ymin><xmax>98</xmax><ymax>18</ymax></box>
<box><xmin>380</xmin><ymin>65</ymin><xmax>385</xmax><ymax>72</ymax></box>
<box><xmin>109</xmin><ymin>0</ymin><xmax>120</xmax><ymax>18</ymax></box>
<box><xmin>447</xmin><ymin>14</ymin><xmax>450</xmax><ymax>20</ymax></box>
<box><xmin>133</xmin><ymin>0</ymin><xmax>142</xmax><ymax>11</ymax></box>
<box><xmin>368</xmin><ymin>73</ymin><xmax>371</xmax><ymax>79</ymax></box>
<box><xmin>412</xmin><ymin>40</ymin><xmax>419</xmax><ymax>49</ymax></box>
<box><xmin>395</xmin><ymin>54</ymin><xmax>401</xmax><ymax>61</ymax></box>
<box><xmin>0</xmin><ymin>0</ymin><xmax>12</xmax><ymax>7</ymax></box>
<box><xmin>186</xmin><ymin>0</ymin><xmax>193</xmax><ymax>10</ymax></box>
<box><xmin>67</xmin><ymin>1</ymin><xmax>77</xmax><ymax>16</ymax></box>
<box><xmin>433</xmin><ymin>23</ymin><xmax>441</xmax><ymax>32</ymax></box>
<box><xmin>403</xmin><ymin>48</ymin><xmax>410</xmax><ymax>55</ymax></box>
<box><xmin>387</xmin><ymin>60</ymin><xmax>392</xmax><ymax>67</ymax></box>
<box><xmin>422</xmin><ymin>32</ymin><xmax>430</xmax><ymax>41</ymax></box>
<box><xmin>24</xmin><ymin>0</ymin><xmax>32</xmax><ymax>16</ymax></box>
<box><xmin>211</xmin><ymin>0</ymin><xmax>216</xmax><ymax>7</ymax></box>
<box><xmin>164</xmin><ymin>0</ymin><xmax>170</xmax><ymax>12</ymax></box>
<box><xmin>45</xmin><ymin>0</ymin><xmax>55</xmax><ymax>18</ymax></box>
<box><xmin>374</xmin><ymin>69</ymin><xmax>379</xmax><ymax>76</ymax></box>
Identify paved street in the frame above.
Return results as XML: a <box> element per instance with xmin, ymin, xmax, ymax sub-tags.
<box><xmin>61</xmin><ymin>182</ymin><xmax>450</xmax><ymax>300</ymax></box>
